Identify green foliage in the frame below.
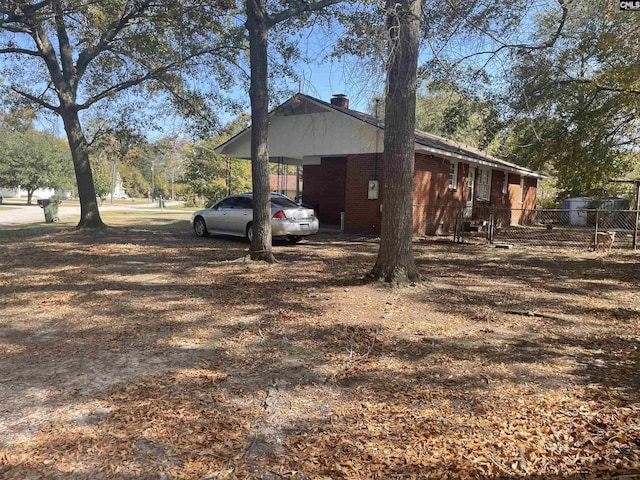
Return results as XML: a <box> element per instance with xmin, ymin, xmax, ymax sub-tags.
<box><xmin>90</xmin><ymin>155</ymin><xmax>113</xmax><ymax>198</ymax></box>
<box><xmin>0</xmin><ymin>102</ymin><xmax>37</xmax><ymax>133</ymax></box>
<box><xmin>118</xmin><ymin>158</ymin><xmax>150</xmax><ymax>198</ymax></box>
<box><xmin>0</xmin><ymin>128</ymin><xmax>74</xmax><ymax>195</ymax></box>
<box><xmin>182</xmin><ymin>138</ymin><xmax>252</xmax><ymax>207</ymax></box>
<box><xmin>0</xmin><ymin>0</ymin><xmax>242</xmax><ymax>120</ymax></box>
<box><xmin>415</xmin><ymin>87</ymin><xmax>501</xmax><ymax>150</ymax></box>
<box><xmin>0</xmin><ymin>0</ymin><xmax>245</xmax><ymax>227</ymax></box>
<box><xmin>500</xmin><ymin>0</ymin><xmax>640</xmax><ymax>200</ymax></box>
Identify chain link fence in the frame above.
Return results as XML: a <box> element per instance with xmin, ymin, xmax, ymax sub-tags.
<box><xmin>415</xmin><ymin>204</ymin><xmax>640</xmax><ymax>250</ymax></box>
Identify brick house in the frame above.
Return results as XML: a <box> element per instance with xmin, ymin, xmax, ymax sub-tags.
<box><xmin>215</xmin><ymin>94</ymin><xmax>544</xmax><ymax>235</ymax></box>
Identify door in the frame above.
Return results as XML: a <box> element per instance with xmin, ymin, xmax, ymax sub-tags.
<box><xmin>465</xmin><ymin>168</ymin><xmax>475</xmax><ymax>218</ymax></box>
<box><xmin>226</xmin><ymin>196</ymin><xmax>253</xmax><ymax>235</ymax></box>
<box><xmin>205</xmin><ymin>196</ymin><xmax>236</xmax><ymax>233</ymax></box>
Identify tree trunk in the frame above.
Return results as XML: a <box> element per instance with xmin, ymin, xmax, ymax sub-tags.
<box><xmin>60</xmin><ymin>107</ymin><xmax>105</xmax><ymax>229</ymax></box>
<box><xmin>246</xmin><ymin>0</ymin><xmax>276</xmax><ymax>263</ymax></box>
<box><xmin>27</xmin><ymin>190</ymin><xmax>34</xmax><ymax>206</ymax></box>
<box><xmin>369</xmin><ymin>0</ymin><xmax>422</xmax><ymax>286</ymax></box>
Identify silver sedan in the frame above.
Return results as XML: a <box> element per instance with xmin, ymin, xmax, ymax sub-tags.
<box><xmin>191</xmin><ymin>193</ymin><xmax>319</xmax><ymax>243</ymax></box>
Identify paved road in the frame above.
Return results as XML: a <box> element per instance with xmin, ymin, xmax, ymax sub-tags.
<box><xmin>0</xmin><ymin>202</ymin><xmax>187</xmax><ymax>228</ymax></box>
<box><xmin>0</xmin><ymin>203</ymin><xmax>78</xmax><ymax>227</ymax></box>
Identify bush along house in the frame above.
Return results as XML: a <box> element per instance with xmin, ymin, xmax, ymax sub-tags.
<box><xmin>215</xmin><ymin>94</ymin><xmax>545</xmax><ymax>236</ymax></box>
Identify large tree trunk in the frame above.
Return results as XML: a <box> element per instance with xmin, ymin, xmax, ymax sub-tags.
<box><xmin>246</xmin><ymin>0</ymin><xmax>276</xmax><ymax>263</ymax></box>
<box><xmin>369</xmin><ymin>0</ymin><xmax>422</xmax><ymax>286</ymax></box>
<box><xmin>60</xmin><ymin>107</ymin><xmax>105</xmax><ymax>229</ymax></box>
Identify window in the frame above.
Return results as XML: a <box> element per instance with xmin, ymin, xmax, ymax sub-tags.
<box><xmin>270</xmin><ymin>196</ymin><xmax>299</xmax><ymax>208</ymax></box>
<box><xmin>476</xmin><ymin>167</ymin><xmax>491</xmax><ymax>201</ymax></box>
<box><xmin>502</xmin><ymin>172</ymin><xmax>509</xmax><ymax>195</ymax></box>
<box><xmin>235</xmin><ymin>197</ymin><xmax>253</xmax><ymax>209</ymax></box>
<box><xmin>448</xmin><ymin>161</ymin><xmax>458</xmax><ymax>190</ymax></box>
<box><xmin>519</xmin><ymin>177</ymin><xmax>525</xmax><ymax>204</ymax></box>
<box><xmin>215</xmin><ymin>197</ymin><xmax>236</xmax><ymax>209</ymax></box>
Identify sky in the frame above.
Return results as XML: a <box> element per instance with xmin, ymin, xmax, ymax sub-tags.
<box><xmin>2</xmin><ymin>0</ymin><xmax>566</xmax><ymax>143</ymax></box>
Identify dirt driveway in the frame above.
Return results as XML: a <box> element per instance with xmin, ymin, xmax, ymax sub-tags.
<box><xmin>0</xmin><ymin>222</ymin><xmax>639</xmax><ymax>478</ymax></box>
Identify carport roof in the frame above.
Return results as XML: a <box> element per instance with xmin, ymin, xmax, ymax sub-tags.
<box><xmin>216</xmin><ymin>94</ymin><xmax>546</xmax><ymax>179</ymax></box>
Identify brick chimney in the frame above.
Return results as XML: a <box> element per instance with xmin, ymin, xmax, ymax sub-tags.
<box><xmin>330</xmin><ymin>94</ymin><xmax>349</xmax><ymax>109</ymax></box>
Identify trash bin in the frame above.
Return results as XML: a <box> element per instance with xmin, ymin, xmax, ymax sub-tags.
<box><xmin>37</xmin><ymin>199</ymin><xmax>60</xmax><ymax>223</ymax></box>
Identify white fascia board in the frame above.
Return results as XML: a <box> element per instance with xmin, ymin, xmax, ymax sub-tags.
<box><xmin>414</xmin><ymin>145</ymin><xmax>546</xmax><ymax>179</ymax></box>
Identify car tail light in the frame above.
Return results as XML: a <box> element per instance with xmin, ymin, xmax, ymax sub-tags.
<box><xmin>272</xmin><ymin>210</ymin><xmax>287</xmax><ymax>219</ymax></box>
<box><xmin>313</xmin><ymin>210</ymin><xmax>317</xmax><ymax>218</ymax></box>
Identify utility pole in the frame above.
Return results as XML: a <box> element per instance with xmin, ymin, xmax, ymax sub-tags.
<box><xmin>110</xmin><ymin>159</ymin><xmax>116</xmax><ymax>205</ymax></box>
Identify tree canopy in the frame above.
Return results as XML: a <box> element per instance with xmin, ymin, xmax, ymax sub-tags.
<box><xmin>498</xmin><ymin>0</ymin><xmax>640</xmax><ymax>199</ymax></box>
<box><xmin>0</xmin><ymin>127</ymin><xmax>74</xmax><ymax>204</ymax></box>
<box><xmin>0</xmin><ymin>0</ymin><xmax>242</xmax><ymax>227</ymax></box>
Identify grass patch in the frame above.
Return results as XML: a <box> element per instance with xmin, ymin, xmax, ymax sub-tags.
<box><xmin>100</xmin><ymin>209</ymin><xmax>192</xmax><ymax>218</ymax></box>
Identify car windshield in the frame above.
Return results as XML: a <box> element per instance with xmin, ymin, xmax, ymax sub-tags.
<box><xmin>270</xmin><ymin>196</ymin><xmax>299</xmax><ymax>208</ymax></box>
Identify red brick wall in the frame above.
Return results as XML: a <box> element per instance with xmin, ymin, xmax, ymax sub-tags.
<box><xmin>302</xmin><ymin>157</ymin><xmax>347</xmax><ymax>226</ymax></box>
<box><xmin>413</xmin><ymin>154</ymin><xmax>466</xmax><ymax>235</ymax></box>
<box><xmin>490</xmin><ymin>170</ymin><xmax>509</xmax><ymax>208</ymax></box>
<box><xmin>506</xmin><ymin>174</ymin><xmax>538</xmax><ymax>225</ymax></box>
<box><xmin>486</xmin><ymin>170</ymin><xmax>510</xmax><ymax>227</ymax></box>
<box><xmin>344</xmin><ymin>154</ymin><xmax>383</xmax><ymax>233</ymax></box>
<box><xmin>523</xmin><ymin>176</ymin><xmax>538</xmax><ymax>210</ymax></box>
<box><xmin>319</xmin><ymin>152</ymin><xmax>539</xmax><ymax>234</ymax></box>
<box><xmin>521</xmin><ymin>176</ymin><xmax>538</xmax><ymax>224</ymax></box>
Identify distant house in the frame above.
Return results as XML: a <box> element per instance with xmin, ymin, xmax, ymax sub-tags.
<box><xmin>269</xmin><ymin>173</ymin><xmax>301</xmax><ymax>200</ymax></box>
<box><xmin>216</xmin><ymin>94</ymin><xmax>545</xmax><ymax>235</ymax></box>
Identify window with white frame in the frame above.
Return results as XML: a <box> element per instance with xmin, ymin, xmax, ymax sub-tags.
<box><xmin>448</xmin><ymin>161</ymin><xmax>458</xmax><ymax>190</ymax></box>
<box><xmin>476</xmin><ymin>167</ymin><xmax>491</xmax><ymax>201</ymax></box>
<box><xmin>502</xmin><ymin>172</ymin><xmax>509</xmax><ymax>194</ymax></box>
<box><xmin>519</xmin><ymin>176</ymin><xmax>525</xmax><ymax>203</ymax></box>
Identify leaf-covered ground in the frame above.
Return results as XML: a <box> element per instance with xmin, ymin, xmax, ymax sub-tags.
<box><xmin>0</xmin><ymin>221</ymin><xmax>639</xmax><ymax>479</ymax></box>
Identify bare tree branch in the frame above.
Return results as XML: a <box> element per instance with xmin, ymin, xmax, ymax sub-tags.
<box><xmin>10</xmin><ymin>86</ymin><xmax>59</xmax><ymax>113</ymax></box>
<box><xmin>557</xmin><ymin>78</ymin><xmax>640</xmax><ymax>96</ymax></box>
<box><xmin>439</xmin><ymin>0</ymin><xmax>568</xmax><ymax>70</ymax></box>
<box><xmin>76</xmin><ymin>0</ymin><xmax>155</xmax><ymax>79</ymax></box>
<box><xmin>0</xmin><ymin>47</ymin><xmax>41</xmax><ymax>56</ymax></box>
<box><xmin>31</xmin><ymin>22</ymin><xmax>67</xmax><ymax>94</ymax></box>
<box><xmin>0</xmin><ymin>23</ymin><xmax>33</xmax><ymax>34</ymax></box>
<box><xmin>76</xmin><ymin>46</ymin><xmax>230</xmax><ymax>111</ymax></box>
<box><xmin>267</xmin><ymin>0</ymin><xmax>342</xmax><ymax>27</ymax></box>
<box><xmin>52</xmin><ymin>0</ymin><xmax>76</xmax><ymax>86</ymax></box>
<box><xmin>154</xmin><ymin>77</ymin><xmax>220</xmax><ymax>132</ymax></box>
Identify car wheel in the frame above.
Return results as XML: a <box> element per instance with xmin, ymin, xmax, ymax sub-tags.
<box><xmin>288</xmin><ymin>235</ymin><xmax>302</xmax><ymax>244</ymax></box>
<box><xmin>193</xmin><ymin>217</ymin><xmax>209</xmax><ymax>237</ymax></box>
<box><xmin>246</xmin><ymin>222</ymin><xmax>254</xmax><ymax>243</ymax></box>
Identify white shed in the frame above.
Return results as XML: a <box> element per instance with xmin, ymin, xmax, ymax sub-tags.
<box><xmin>562</xmin><ymin>197</ymin><xmax>591</xmax><ymax>226</ymax></box>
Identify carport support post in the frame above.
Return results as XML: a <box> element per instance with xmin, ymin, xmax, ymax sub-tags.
<box><xmin>634</xmin><ymin>181</ymin><xmax>640</xmax><ymax>250</ymax></box>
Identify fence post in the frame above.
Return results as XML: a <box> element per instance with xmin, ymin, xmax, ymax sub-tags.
<box><xmin>488</xmin><ymin>207</ymin><xmax>495</xmax><ymax>244</ymax></box>
<box><xmin>594</xmin><ymin>210</ymin><xmax>600</xmax><ymax>250</ymax></box>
